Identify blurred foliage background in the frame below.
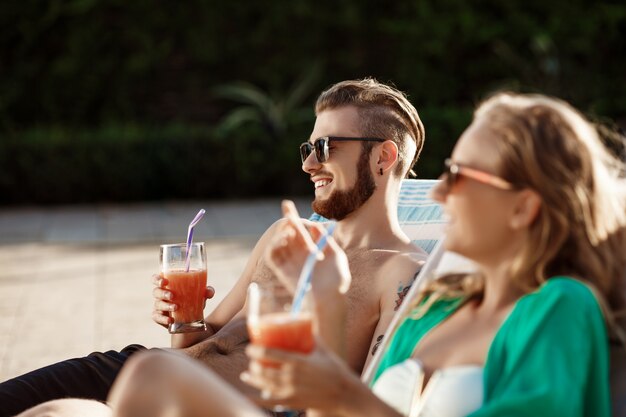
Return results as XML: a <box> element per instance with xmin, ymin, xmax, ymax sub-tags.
<box><xmin>1</xmin><ymin>0</ymin><xmax>625</xmax><ymax>204</ymax></box>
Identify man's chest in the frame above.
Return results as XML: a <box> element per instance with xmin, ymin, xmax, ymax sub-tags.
<box><xmin>249</xmin><ymin>249</ymin><xmax>399</xmax><ymax>324</ymax></box>
<box><xmin>343</xmin><ymin>251</ymin><xmax>399</xmax><ymax>323</ymax></box>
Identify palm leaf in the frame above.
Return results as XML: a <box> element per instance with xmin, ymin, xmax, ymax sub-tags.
<box><xmin>213</xmin><ymin>82</ymin><xmax>273</xmax><ymax>112</ymax></box>
<box><xmin>284</xmin><ymin>61</ymin><xmax>323</xmax><ymax>111</ymax></box>
<box><xmin>214</xmin><ymin>106</ymin><xmax>263</xmax><ymax>136</ymax></box>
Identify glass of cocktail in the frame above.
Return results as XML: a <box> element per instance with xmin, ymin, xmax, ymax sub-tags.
<box><xmin>160</xmin><ymin>242</ymin><xmax>208</xmax><ymax>334</ymax></box>
<box><xmin>247</xmin><ymin>280</ymin><xmax>314</xmax><ymax>405</ymax></box>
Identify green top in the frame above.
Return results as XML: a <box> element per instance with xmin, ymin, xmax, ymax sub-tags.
<box><xmin>372</xmin><ymin>277</ymin><xmax>610</xmax><ymax>416</ymax></box>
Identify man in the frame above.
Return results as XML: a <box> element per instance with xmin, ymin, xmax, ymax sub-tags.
<box><xmin>0</xmin><ymin>78</ymin><xmax>427</xmax><ymax>415</ymax></box>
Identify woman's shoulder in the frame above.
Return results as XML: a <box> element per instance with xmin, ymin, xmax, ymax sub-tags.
<box><xmin>521</xmin><ymin>276</ymin><xmax>603</xmax><ymax>316</ymax></box>
<box><xmin>496</xmin><ymin>276</ymin><xmax>608</xmax><ymax>356</ymax></box>
<box><xmin>537</xmin><ymin>276</ymin><xmax>597</xmax><ymax>299</ymax></box>
<box><xmin>405</xmin><ymin>293</ymin><xmax>466</xmax><ymax>323</ymax></box>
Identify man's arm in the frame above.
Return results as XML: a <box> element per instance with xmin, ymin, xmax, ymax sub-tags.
<box><xmin>167</xmin><ymin>219</ymin><xmax>285</xmax><ymax>348</ymax></box>
<box><xmin>361</xmin><ymin>252</ymin><xmax>424</xmax><ymax>374</ymax></box>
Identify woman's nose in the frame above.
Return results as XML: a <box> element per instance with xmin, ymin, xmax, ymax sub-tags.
<box><xmin>429</xmin><ymin>178</ymin><xmax>448</xmax><ymax>203</ymax></box>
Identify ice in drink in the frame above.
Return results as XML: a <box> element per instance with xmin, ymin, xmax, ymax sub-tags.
<box><xmin>164</xmin><ymin>268</ymin><xmax>207</xmax><ymax>332</ymax></box>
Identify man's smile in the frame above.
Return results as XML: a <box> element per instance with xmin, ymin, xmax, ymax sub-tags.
<box><xmin>312</xmin><ymin>174</ymin><xmax>334</xmax><ymax>193</ymax></box>
<box><xmin>314</xmin><ymin>179</ymin><xmax>332</xmax><ymax>189</ymax></box>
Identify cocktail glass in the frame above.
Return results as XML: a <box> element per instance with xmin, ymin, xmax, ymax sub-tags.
<box><xmin>247</xmin><ymin>281</ymin><xmax>314</xmax><ymax>407</ymax></box>
<box><xmin>160</xmin><ymin>242</ymin><xmax>208</xmax><ymax>334</ymax></box>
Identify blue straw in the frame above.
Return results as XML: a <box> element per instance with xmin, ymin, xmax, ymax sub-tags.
<box><xmin>290</xmin><ymin>222</ymin><xmax>337</xmax><ymax>314</ymax></box>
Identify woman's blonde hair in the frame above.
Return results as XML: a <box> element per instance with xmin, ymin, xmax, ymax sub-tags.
<box><xmin>412</xmin><ymin>93</ymin><xmax>626</xmax><ymax>330</ymax></box>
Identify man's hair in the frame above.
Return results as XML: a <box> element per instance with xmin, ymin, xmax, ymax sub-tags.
<box><xmin>315</xmin><ymin>78</ymin><xmax>425</xmax><ymax>178</ymax></box>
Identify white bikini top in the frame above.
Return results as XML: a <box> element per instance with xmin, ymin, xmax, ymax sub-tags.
<box><xmin>371</xmin><ymin>359</ymin><xmax>484</xmax><ymax>417</ymax></box>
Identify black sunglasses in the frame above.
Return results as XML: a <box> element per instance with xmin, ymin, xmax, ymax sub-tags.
<box><xmin>299</xmin><ymin>136</ymin><xmax>385</xmax><ymax>163</ymax></box>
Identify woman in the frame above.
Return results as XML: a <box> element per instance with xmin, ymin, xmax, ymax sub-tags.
<box><xmin>239</xmin><ymin>92</ymin><xmax>626</xmax><ymax>417</ymax></box>
<box><xmin>21</xmin><ymin>92</ymin><xmax>626</xmax><ymax>417</ymax></box>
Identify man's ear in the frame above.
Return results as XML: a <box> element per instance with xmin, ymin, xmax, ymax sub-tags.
<box><xmin>376</xmin><ymin>140</ymin><xmax>399</xmax><ymax>174</ymax></box>
<box><xmin>510</xmin><ymin>189</ymin><xmax>542</xmax><ymax>229</ymax></box>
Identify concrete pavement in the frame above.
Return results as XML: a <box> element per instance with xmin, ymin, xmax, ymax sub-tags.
<box><xmin>0</xmin><ymin>197</ymin><xmax>312</xmax><ymax>381</ymax></box>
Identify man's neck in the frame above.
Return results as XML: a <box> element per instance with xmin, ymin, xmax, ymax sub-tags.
<box><xmin>332</xmin><ymin>182</ymin><xmax>408</xmax><ymax>251</ymax></box>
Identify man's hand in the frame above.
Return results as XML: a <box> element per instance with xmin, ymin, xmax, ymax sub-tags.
<box><xmin>151</xmin><ymin>274</ymin><xmax>215</xmax><ymax>329</ymax></box>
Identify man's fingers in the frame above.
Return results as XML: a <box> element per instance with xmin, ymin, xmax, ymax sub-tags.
<box><xmin>202</xmin><ymin>286</ymin><xmax>214</xmax><ymax>308</ymax></box>
<box><xmin>154</xmin><ymin>300</ymin><xmax>177</xmax><ymax>312</ymax></box>
<box><xmin>205</xmin><ymin>286</ymin><xmax>215</xmax><ymax>299</ymax></box>
<box><xmin>153</xmin><ymin>287</ymin><xmax>173</xmax><ymax>301</ymax></box>
<box><xmin>152</xmin><ymin>273</ymin><xmax>172</xmax><ymax>328</ymax></box>
<box><xmin>152</xmin><ymin>274</ymin><xmax>167</xmax><ymax>287</ymax></box>
<box><xmin>152</xmin><ymin>312</ymin><xmax>172</xmax><ymax>326</ymax></box>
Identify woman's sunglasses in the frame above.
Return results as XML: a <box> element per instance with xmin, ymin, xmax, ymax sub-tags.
<box><xmin>442</xmin><ymin>158</ymin><xmax>517</xmax><ymax>191</ymax></box>
<box><xmin>299</xmin><ymin>136</ymin><xmax>385</xmax><ymax>164</ymax></box>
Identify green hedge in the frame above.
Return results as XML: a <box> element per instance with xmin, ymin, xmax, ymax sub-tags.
<box><xmin>0</xmin><ymin>125</ymin><xmax>311</xmax><ymax>204</ymax></box>
<box><xmin>2</xmin><ymin>0</ymin><xmax>624</xmax><ymax>129</ymax></box>
<box><xmin>1</xmin><ymin>1</ymin><xmax>624</xmax><ymax>204</ymax></box>
<box><xmin>0</xmin><ymin>103</ymin><xmax>472</xmax><ymax>205</ymax></box>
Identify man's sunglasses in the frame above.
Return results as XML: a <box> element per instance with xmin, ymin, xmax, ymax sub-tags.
<box><xmin>442</xmin><ymin>158</ymin><xmax>517</xmax><ymax>191</ymax></box>
<box><xmin>299</xmin><ymin>136</ymin><xmax>385</xmax><ymax>164</ymax></box>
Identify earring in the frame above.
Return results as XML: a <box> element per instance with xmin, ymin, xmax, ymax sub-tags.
<box><xmin>379</xmin><ymin>168</ymin><xmax>384</xmax><ymax>176</ymax></box>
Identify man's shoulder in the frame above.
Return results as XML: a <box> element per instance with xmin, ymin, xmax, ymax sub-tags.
<box><xmin>358</xmin><ymin>248</ymin><xmax>426</xmax><ymax>318</ymax></box>
<box><xmin>376</xmin><ymin>247</ymin><xmax>426</xmax><ymax>280</ymax></box>
<box><xmin>376</xmin><ymin>241</ymin><xmax>428</xmax><ymax>266</ymax></box>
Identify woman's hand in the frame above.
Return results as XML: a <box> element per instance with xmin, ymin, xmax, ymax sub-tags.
<box><xmin>265</xmin><ymin>200</ymin><xmax>351</xmax><ymax>298</ymax></box>
<box><xmin>241</xmin><ymin>340</ymin><xmax>359</xmax><ymax>413</ymax></box>
<box><xmin>151</xmin><ymin>274</ymin><xmax>215</xmax><ymax>328</ymax></box>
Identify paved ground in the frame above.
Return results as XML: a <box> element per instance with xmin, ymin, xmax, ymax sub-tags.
<box><xmin>0</xmin><ymin>197</ymin><xmax>312</xmax><ymax>382</ymax></box>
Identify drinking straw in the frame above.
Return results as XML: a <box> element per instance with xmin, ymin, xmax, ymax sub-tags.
<box><xmin>185</xmin><ymin>209</ymin><xmax>206</xmax><ymax>272</ymax></box>
<box><xmin>290</xmin><ymin>222</ymin><xmax>337</xmax><ymax>314</ymax></box>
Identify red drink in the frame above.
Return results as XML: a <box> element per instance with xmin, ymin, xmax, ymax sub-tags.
<box><xmin>248</xmin><ymin>312</ymin><xmax>314</xmax><ymax>366</ymax></box>
<box><xmin>164</xmin><ymin>268</ymin><xmax>207</xmax><ymax>331</ymax></box>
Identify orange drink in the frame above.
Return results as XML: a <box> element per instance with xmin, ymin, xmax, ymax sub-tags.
<box><xmin>164</xmin><ymin>269</ymin><xmax>207</xmax><ymax>326</ymax></box>
<box><xmin>160</xmin><ymin>242</ymin><xmax>207</xmax><ymax>334</ymax></box>
<box><xmin>249</xmin><ymin>311</ymin><xmax>314</xmax><ymax>352</ymax></box>
<box><xmin>247</xmin><ymin>281</ymin><xmax>314</xmax><ymax>410</ymax></box>
<box><xmin>247</xmin><ymin>281</ymin><xmax>315</xmax><ymax>368</ymax></box>
<box><xmin>248</xmin><ymin>311</ymin><xmax>314</xmax><ymax>367</ymax></box>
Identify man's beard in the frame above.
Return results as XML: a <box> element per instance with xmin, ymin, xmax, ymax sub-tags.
<box><xmin>311</xmin><ymin>148</ymin><xmax>376</xmax><ymax>221</ymax></box>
